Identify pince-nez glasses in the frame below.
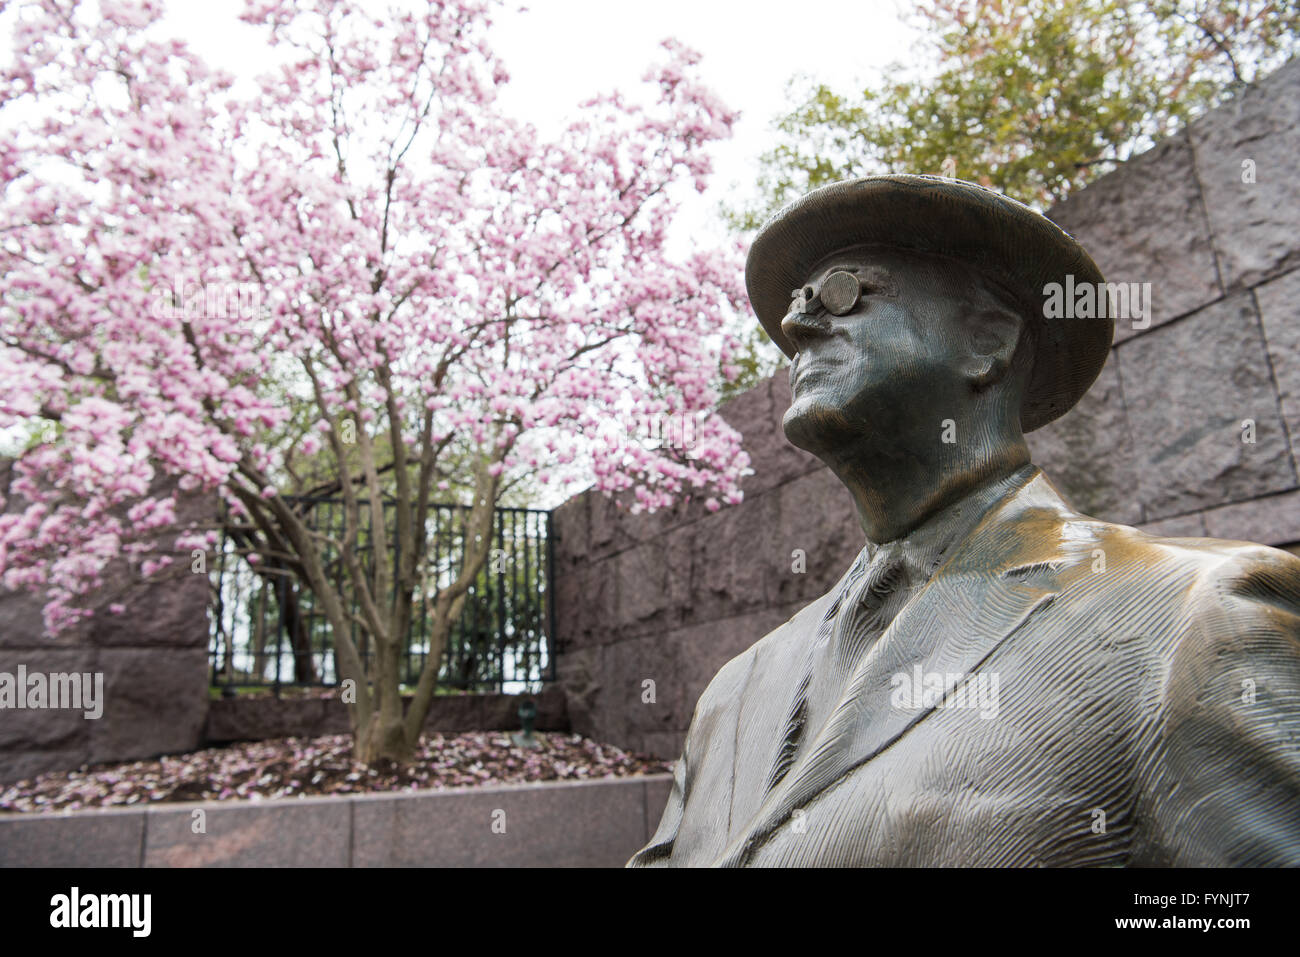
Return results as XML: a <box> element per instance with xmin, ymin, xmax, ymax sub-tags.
<box><xmin>790</xmin><ymin>270</ymin><xmax>868</xmax><ymax>317</ymax></box>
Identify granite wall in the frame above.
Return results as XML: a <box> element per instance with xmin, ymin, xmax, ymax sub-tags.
<box><xmin>553</xmin><ymin>58</ymin><xmax>1300</xmax><ymax>761</ymax></box>
<box><xmin>0</xmin><ymin>461</ymin><xmax>214</xmax><ymax>784</ymax></box>
<box><xmin>203</xmin><ymin>686</ymin><xmax>569</xmax><ymax>745</ymax></box>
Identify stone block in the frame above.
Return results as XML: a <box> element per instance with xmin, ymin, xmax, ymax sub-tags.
<box><xmin>144</xmin><ymin>796</ymin><xmax>350</xmax><ymax>867</ymax></box>
<box><xmin>475</xmin><ymin>688</ymin><xmax>567</xmax><ymax>732</ymax></box>
<box><xmin>688</xmin><ymin>491</ymin><xmax>784</xmax><ymax>624</ymax></box>
<box><xmin>0</xmin><ymin>649</ymin><xmax>98</xmax><ymax>751</ymax></box>
<box><xmin>556</xmin><ymin>645</ymin><xmax>602</xmax><ymax>741</ymax></box>
<box><xmin>603</xmin><ymin>490</ymin><xmax>703</xmax><ymax>550</ymax></box>
<box><xmin>1254</xmin><ymin>267</ymin><xmax>1300</xmax><ymax>478</ymax></box>
<box><xmin>0</xmin><ymin>471</ymin><xmax>215</xmax><ymax>651</ymax></box>
<box><xmin>0</xmin><ymin>747</ymin><xmax>92</xmax><ymax>786</ymax></box>
<box><xmin>640</xmin><ymin>731</ymin><xmax>685</xmax><ymax>763</ymax></box>
<box><xmin>0</xmin><ymin>586</ymin><xmax>72</xmax><ymax>649</ymax></box>
<box><xmin>1118</xmin><ymin>293</ymin><xmax>1295</xmax><ymax>520</ymax></box>
<box><xmin>718</xmin><ymin>375</ymin><xmax>775</xmax><ymax>447</ymax></box>
<box><xmin>90</xmin><ymin>567</ymin><xmax>211</xmax><ymax>649</ymax></box>
<box><xmin>1190</xmin><ymin>59</ymin><xmax>1300</xmax><ymax>291</ymax></box>
<box><xmin>1028</xmin><ymin>354</ymin><xmax>1142</xmax><ymax>525</ymax></box>
<box><xmin>605</xmin><ymin>635</ymin><xmax>682</xmax><ymax>736</ymax></box>
<box><xmin>642</xmin><ymin>774</ymin><xmax>675</xmax><ymax>838</ymax></box>
<box><xmin>0</xmin><ymin>807</ymin><xmax>145</xmax><ymax>867</ymax></box>
<box><xmin>611</xmin><ymin>529</ymin><xmax>692</xmax><ymax>638</ymax></box>
<box><xmin>1138</xmin><ymin>512</ymin><xmax>1208</xmax><ymax>538</ymax></box>
<box><xmin>774</xmin><ymin>468</ymin><xmax>864</xmax><ymax>606</ymax></box>
<box><xmin>587</xmin><ymin>491</ymin><xmax>635</xmax><ymax>560</ymax></box>
<box><xmin>553</xmin><ymin>558</ymin><xmax>617</xmax><ymax>652</ymax></box>
<box><xmin>551</xmin><ymin>553</ymin><xmax>586</xmax><ymax>652</ymax></box>
<box><xmin>592</xmin><ymin>642</ymin><xmax>636</xmax><ymax>747</ymax></box>
<box><xmin>422</xmin><ymin>693</ymin><xmax>484</xmax><ymax>733</ymax></box>
<box><xmin>550</xmin><ymin>494</ymin><xmax>589</xmax><ymax>567</ymax></box>
<box><xmin>1202</xmin><ymin>489</ymin><xmax>1300</xmax><ymax>547</ymax></box>
<box><xmin>89</xmin><ymin>648</ymin><xmax>209</xmax><ymax>764</ymax></box>
<box><xmin>1048</xmin><ymin>131</ymin><xmax>1223</xmax><ymax>342</ymax></box>
<box><xmin>203</xmin><ymin>695</ymin><xmax>344</xmax><ymax>743</ymax></box>
<box><xmin>531</xmin><ymin>685</ymin><xmax>569</xmax><ymax>731</ymax></box>
<box><xmin>201</xmin><ymin>690</ymin><xmax>568</xmax><ymax>746</ymax></box>
<box><xmin>351</xmin><ymin>777</ymin><xmax>647</xmax><ymax>867</ymax></box>
<box><xmin>611</xmin><ymin>492</ymin><xmax>729</xmax><ymax>552</ymax></box>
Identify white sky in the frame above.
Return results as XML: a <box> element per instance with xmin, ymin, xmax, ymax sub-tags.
<box><xmin>162</xmin><ymin>0</ymin><xmax>919</xmax><ymax>251</ymax></box>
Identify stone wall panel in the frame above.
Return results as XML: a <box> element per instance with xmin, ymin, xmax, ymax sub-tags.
<box><xmin>1190</xmin><ymin>62</ymin><xmax>1300</xmax><ymax>290</ymax></box>
<box><xmin>1119</xmin><ymin>293</ymin><xmax>1294</xmax><ymax>519</ymax></box>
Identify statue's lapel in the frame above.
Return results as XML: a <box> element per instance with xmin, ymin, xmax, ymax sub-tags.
<box><xmin>717</xmin><ymin>470</ymin><xmax>1075</xmax><ymax>866</ymax></box>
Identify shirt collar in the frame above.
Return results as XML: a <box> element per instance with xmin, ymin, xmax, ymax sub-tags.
<box><xmin>849</xmin><ymin>463</ymin><xmax>1038</xmax><ymax>588</ymax></box>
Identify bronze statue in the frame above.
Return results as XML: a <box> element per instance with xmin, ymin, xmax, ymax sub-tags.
<box><xmin>629</xmin><ymin>175</ymin><xmax>1300</xmax><ymax>867</ymax></box>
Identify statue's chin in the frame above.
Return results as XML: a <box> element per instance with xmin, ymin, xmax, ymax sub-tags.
<box><xmin>782</xmin><ymin>395</ymin><xmax>850</xmax><ymax>457</ymax></box>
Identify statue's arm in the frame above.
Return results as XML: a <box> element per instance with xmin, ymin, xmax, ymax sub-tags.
<box><xmin>625</xmin><ymin>646</ymin><xmax>754</xmax><ymax>867</ymax></box>
<box><xmin>1137</xmin><ymin>545</ymin><xmax>1300</xmax><ymax>866</ymax></box>
<box><xmin>625</xmin><ymin>733</ymin><xmax>690</xmax><ymax>867</ymax></box>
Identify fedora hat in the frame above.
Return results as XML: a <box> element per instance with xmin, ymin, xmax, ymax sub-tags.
<box><xmin>745</xmin><ymin>174</ymin><xmax>1113</xmax><ymax>432</ymax></box>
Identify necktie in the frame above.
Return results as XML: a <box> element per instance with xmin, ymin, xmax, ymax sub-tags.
<box><xmin>764</xmin><ymin>545</ymin><xmax>909</xmax><ymax>794</ymax></box>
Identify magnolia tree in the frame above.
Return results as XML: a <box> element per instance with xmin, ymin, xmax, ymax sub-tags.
<box><xmin>0</xmin><ymin>0</ymin><xmax>751</xmax><ymax>764</ymax></box>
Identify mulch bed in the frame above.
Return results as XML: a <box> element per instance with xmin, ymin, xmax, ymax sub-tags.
<box><xmin>0</xmin><ymin>731</ymin><xmax>675</xmax><ymax>813</ymax></box>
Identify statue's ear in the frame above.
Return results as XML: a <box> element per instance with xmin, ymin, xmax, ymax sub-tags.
<box><xmin>961</xmin><ymin>302</ymin><xmax>1023</xmax><ymax>390</ymax></box>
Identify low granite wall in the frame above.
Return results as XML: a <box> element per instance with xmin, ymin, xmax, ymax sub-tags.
<box><xmin>203</xmin><ymin>686</ymin><xmax>570</xmax><ymax>744</ymax></box>
<box><xmin>552</xmin><ymin>59</ymin><xmax>1300</xmax><ymax>762</ymax></box>
<box><xmin>0</xmin><ymin>774</ymin><xmax>671</xmax><ymax>867</ymax></box>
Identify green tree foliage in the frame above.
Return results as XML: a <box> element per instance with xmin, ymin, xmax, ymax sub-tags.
<box><xmin>730</xmin><ymin>0</ymin><xmax>1299</xmax><ymax>231</ymax></box>
<box><xmin>714</xmin><ymin>0</ymin><xmax>1297</xmax><ymax>399</ymax></box>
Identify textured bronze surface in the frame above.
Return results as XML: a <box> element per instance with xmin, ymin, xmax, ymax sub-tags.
<box><xmin>629</xmin><ymin>177</ymin><xmax>1300</xmax><ymax>867</ymax></box>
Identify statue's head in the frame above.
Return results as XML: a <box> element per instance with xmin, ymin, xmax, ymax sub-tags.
<box><xmin>745</xmin><ymin>176</ymin><xmax>1113</xmax><ymax>472</ymax></box>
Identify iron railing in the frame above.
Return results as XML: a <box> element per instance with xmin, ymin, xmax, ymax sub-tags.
<box><xmin>208</xmin><ymin>498</ymin><xmax>555</xmax><ymax>694</ymax></box>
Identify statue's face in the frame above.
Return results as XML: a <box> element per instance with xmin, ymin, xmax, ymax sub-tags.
<box><xmin>780</xmin><ymin>246</ymin><xmax>993</xmax><ymax>460</ymax></box>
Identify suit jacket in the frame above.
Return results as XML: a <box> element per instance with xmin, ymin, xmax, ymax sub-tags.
<box><xmin>629</xmin><ymin>468</ymin><xmax>1300</xmax><ymax>866</ymax></box>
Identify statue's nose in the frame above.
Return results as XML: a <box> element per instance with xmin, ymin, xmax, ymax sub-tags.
<box><xmin>780</xmin><ymin>306</ymin><xmax>832</xmax><ymax>349</ymax></box>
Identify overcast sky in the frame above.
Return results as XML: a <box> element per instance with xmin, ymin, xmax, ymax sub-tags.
<box><xmin>163</xmin><ymin>0</ymin><xmax>919</xmax><ymax>251</ymax></box>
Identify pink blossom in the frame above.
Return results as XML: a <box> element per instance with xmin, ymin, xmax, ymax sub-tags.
<box><xmin>0</xmin><ymin>0</ymin><xmax>748</xmax><ymax>634</ymax></box>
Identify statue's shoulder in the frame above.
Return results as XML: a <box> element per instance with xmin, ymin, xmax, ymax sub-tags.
<box><xmin>1083</xmin><ymin>521</ymin><xmax>1300</xmax><ymax>687</ymax></box>
<box><xmin>754</xmin><ymin>589</ymin><xmax>839</xmax><ymax>652</ymax></box>
<box><xmin>1094</xmin><ymin>518</ymin><xmax>1300</xmax><ymax>591</ymax></box>
<box><xmin>1160</xmin><ymin>534</ymin><xmax>1300</xmax><ymax>636</ymax></box>
<box><xmin>1018</xmin><ymin>471</ymin><xmax>1300</xmax><ymax>588</ymax></box>
<box><xmin>1036</xmin><ymin>488</ymin><xmax>1300</xmax><ymax>594</ymax></box>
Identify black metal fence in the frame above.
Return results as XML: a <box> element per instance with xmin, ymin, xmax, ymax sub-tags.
<box><xmin>208</xmin><ymin>498</ymin><xmax>555</xmax><ymax>694</ymax></box>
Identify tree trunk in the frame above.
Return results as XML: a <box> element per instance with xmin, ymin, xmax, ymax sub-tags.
<box><xmin>353</xmin><ymin>632</ymin><xmax>416</xmax><ymax>764</ymax></box>
<box><xmin>354</xmin><ymin>710</ymin><xmax>414</xmax><ymax>765</ymax></box>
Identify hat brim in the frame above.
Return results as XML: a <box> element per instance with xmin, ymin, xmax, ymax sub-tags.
<box><xmin>744</xmin><ymin>174</ymin><xmax>1113</xmax><ymax>433</ymax></box>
